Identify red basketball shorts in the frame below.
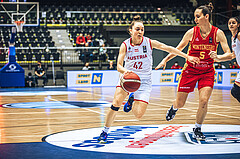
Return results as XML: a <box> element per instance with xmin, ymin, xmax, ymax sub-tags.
<box><xmin>177</xmin><ymin>69</ymin><xmax>215</xmax><ymax>93</ymax></box>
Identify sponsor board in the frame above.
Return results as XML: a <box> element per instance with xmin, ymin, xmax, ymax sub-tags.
<box><xmin>68</xmin><ymin>70</ymin><xmax>240</xmax><ymax>87</ymax></box>
<box><xmin>217</xmin><ymin>72</ymin><xmax>223</xmax><ymax>84</ymax></box>
<box><xmin>230</xmin><ymin>79</ymin><xmax>235</xmax><ymax>84</ymax></box>
<box><xmin>174</xmin><ymin>72</ymin><xmax>181</xmax><ymax>83</ymax></box>
<box><xmin>77</xmin><ymin>74</ymin><xmax>91</xmax><ymax>78</ymax></box>
<box><xmin>160</xmin><ymin>78</ymin><xmax>173</xmax><ymax>83</ymax></box>
<box><xmin>44</xmin><ymin>124</ymin><xmax>240</xmax><ymax>155</ymax></box>
<box><xmin>76</xmin><ymin>79</ymin><xmax>91</xmax><ymax>84</ymax></box>
<box><xmin>75</xmin><ymin>73</ymin><xmax>103</xmax><ymax>85</ymax></box>
<box><xmin>214</xmin><ymin>72</ymin><xmax>223</xmax><ymax>84</ymax></box>
<box><xmin>231</xmin><ymin>72</ymin><xmax>237</xmax><ymax>78</ymax></box>
<box><xmin>76</xmin><ymin>73</ymin><xmax>92</xmax><ymax>84</ymax></box>
<box><xmin>92</xmin><ymin>73</ymin><xmax>103</xmax><ymax>84</ymax></box>
<box><xmin>161</xmin><ymin>72</ymin><xmax>174</xmax><ymax>77</ymax></box>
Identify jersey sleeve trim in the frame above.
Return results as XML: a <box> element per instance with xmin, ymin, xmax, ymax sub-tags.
<box><xmin>191</xmin><ymin>26</ymin><xmax>197</xmax><ymax>43</ymax></box>
<box><xmin>123</xmin><ymin>42</ymin><xmax>127</xmax><ymax>53</ymax></box>
<box><xmin>149</xmin><ymin>38</ymin><xmax>153</xmax><ymax>50</ymax></box>
<box><xmin>213</xmin><ymin>27</ymin><xmax>219</xmax><ymax>45</ymax></box>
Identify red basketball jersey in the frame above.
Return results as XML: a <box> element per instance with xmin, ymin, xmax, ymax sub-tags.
<box><xmin>186</xmin><ymin>25</ymin><xmax>219</xmax><ymax>72</ymax></box>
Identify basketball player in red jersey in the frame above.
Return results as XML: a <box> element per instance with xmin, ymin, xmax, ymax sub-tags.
<box><xmin>155</xmin><ymin>3</ymin><xmax>232</xmax><ymax>140</ymax></box>
<box><xmin>98</xmin><ymin>15</ymin><xmax>200</xmax><ymax>143</ymax></box>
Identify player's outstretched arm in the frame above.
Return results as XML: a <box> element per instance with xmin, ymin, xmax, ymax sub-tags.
<box><xmin>155</xmin><ymin>28</ymin><xmax>195</xmax><ymax>70</ymax></box>
<box><xmin>151</xmin><ymin>40</ymin><xmax>200</xmax><ymax>65</ymax></box>
<box><xmin>209</xmin><ymin>29</ymin><xmax>232</xmax><ymax>62</ymax></box>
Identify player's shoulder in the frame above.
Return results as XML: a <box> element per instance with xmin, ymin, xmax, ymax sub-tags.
<box><xmin>143</xmin><ymin>36</ymin><xmax>150</xmax><ymax>40</ymax></box>
<box><xmin>120</xmin><ymin>42</ymin><xmax>127</xmax><ymax>48</ymax></box>
<box><xmin>120</xmin><ymin>41</ymin><xmax>127</xmax><ymax>51</ymax></box>
<box><xmin>122</xmin><ymin>37</ymin><xmax>130</xmax><ymax>44</ymax></box>
<box><xmin>212</xmin><ymin>25</ymin><xmax>223</xmax><ymax>35</ymax></box>
<box><xmin>216</xmin><ymin>28</ymin><xmax>223</xmax><ymax>33</ymax></box>
<box><xmin>183</xmin><ymin>28</ymin><xmax>194</xmax><ymax>40</ymax></box>
<box><xmin>215</xmin><ymin>28</ymin><xmax>225</xmax><ymax>40</ymax></box>
<box><xmin>188</xmin><ymin>27</ymin><xmax>195</xmax><ymax>33</ymax></box>
<box><xmin>143</xmin><ymin>36</ymin><xmax>152</xmax><ymax>44</ymax></box>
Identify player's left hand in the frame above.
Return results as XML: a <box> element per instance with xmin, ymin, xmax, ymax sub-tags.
<box><xmin>187</xmin><ymin>55</ymin><xmax>200</xmax><ymax>64</ymax></box>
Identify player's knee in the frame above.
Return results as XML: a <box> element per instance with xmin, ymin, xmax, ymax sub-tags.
<box><xmin>110</xmin><ymin>105</ymin><xmax>120</xmax><ymax>111</ymax></box>
<box><xmin>134</xmin><ymin>113</ymin><xmax>144</xmax><ymax>119</ymax></box>
<box><xmin>175</xmin><ymin>101</ymin><xmax>185</xmax><ymax>108</ymax></box>
<box><xmin>231</xmin><ymin>84</ymin><xmax>240</xmax><ymax>102</ymax></box>
<box><xmin>199</xmin><ymin>98</ymin><xmax>208</xmax><ymax>108</ymax></box>
<box><xmin>113</xmin><ymin>98</ymin><xmax>122</xmax><ymax>107</ymax></box>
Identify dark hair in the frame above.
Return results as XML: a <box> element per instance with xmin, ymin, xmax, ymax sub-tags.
<box><xmin>128</xmin><ymin>15</ymin><xmax>143</xmax><ymax>35</ymax></box>
<box><xmin>197</xmin><ymin>2</ymin><xmax>214</xmax><ymax>22</ymax></box>
<box><xmin>28</xmin><ymin>72</ymin><xmax>32</xmax><ymax>76</ymax></box>
<box><xmin>229</xmin><ymin>16</ymin><xmax>240</xmax><ymax>42</ymax></box>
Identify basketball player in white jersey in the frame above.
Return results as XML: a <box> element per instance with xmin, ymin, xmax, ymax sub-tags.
<box><xmin>228</xmin><ymin>17</ymin><xmax>240</xmax><ymax>102</ymax></box>
<box><xmin>98</xmin><ymin>15</ymin><xmax>200</xmax><ymax>143</ymax></box>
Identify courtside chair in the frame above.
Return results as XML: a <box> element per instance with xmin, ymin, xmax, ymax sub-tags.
<box><xmin>55</xmin><ymin>71</ymin><xmax>65</xmax><ymax>85</ymax></box>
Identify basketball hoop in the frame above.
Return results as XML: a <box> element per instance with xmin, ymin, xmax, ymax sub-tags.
<box><xmin>14</xmin><ymin>21</ymin><xmax>25</xmax><ymax>32</ymax></box>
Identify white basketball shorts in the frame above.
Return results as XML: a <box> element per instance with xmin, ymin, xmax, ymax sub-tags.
<box><xmin>117</xmin><ymin>77</ymin><xmax>152</xmax><ymax>104</ymax></box>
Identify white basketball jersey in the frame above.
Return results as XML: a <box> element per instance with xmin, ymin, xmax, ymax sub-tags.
<box><xmin>232</xmin><ymin>35</ymin><xmax>240</xmax><ymax>65</ymax></box>
<box><xmin>123</xmin><ymin>36</ymin><xmax>153</xmax><ymax>79</ymax></box>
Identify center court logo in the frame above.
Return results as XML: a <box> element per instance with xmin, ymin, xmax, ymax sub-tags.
<box><xmin>43</xmin><ymin>124</ymin><xmax>240</xmax><ymax>155</ymax></box>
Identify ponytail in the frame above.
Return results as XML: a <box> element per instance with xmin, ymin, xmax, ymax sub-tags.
<box><xmin>197</xmin><ymin>2</ymin><xmax>214</xmax><ymax>22</ymax></box>
<box><xmin>128</xmin><ymin>15</ymin><xmax>143</xmax><ymax>35</ymax></box>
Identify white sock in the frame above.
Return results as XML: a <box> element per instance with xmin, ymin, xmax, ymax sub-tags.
<box><xmin>173</xmin><ymin>107</ymin><xmax>178</xmax><ymax>111</ymax></box>
<box><xmin>195</xmin><ymin>123</ymin><xmax>202</xmax><ymax>128</ymax></box>
<box><xmin>103</xmin><ymin>126</ymin><xmax>110</xmax><ymax>133</ymax></box>
<box><xmin>172</xmin><ymin>105</ymin><xmax>178</xmax><ymax>111</ymax></box>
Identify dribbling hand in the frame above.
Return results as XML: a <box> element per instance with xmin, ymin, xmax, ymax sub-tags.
<box><xmin>123</xmin><ymin>70</ymin><xmax>133</xmax><ymax>75</ymax></box>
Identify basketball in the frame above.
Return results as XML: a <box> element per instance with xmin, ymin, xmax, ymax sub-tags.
<box><xmin>120</xmin><ymin>72</ymin><xmax>141</xmax><ymax>92</ymax></box>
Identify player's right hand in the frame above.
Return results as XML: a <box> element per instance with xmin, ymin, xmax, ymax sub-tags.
<box><xmin>232</xmin><ymin>51</ymin><xmax>236</xmax><ymax>59</ymax></box>
<box><xmin>155</xmin><ymin>61</ymin><xmax>167</xmax><ymax>70</ymax></box>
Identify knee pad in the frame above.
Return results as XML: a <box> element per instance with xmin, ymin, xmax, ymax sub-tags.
<box><xmin>111</xmin><ymin>105</ymin><xmax>120</xmax><ymax>111</ymax></box>
<box><xmin>231</xmin><ymin>83</ymin><xmax>240</xmax><ymax>102</ymax></box>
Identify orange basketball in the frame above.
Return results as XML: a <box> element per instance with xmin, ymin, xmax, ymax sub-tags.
<box><xmin>120</xmin><ymin>72</ymin><xmax>141</xmax><ymax>92</ymax></box>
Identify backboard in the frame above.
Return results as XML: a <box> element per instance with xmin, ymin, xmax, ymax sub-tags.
<box><xmin>0</xmin><ymin>1</ymin><xmax>39</xmax><ymax>26</ymax></box>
